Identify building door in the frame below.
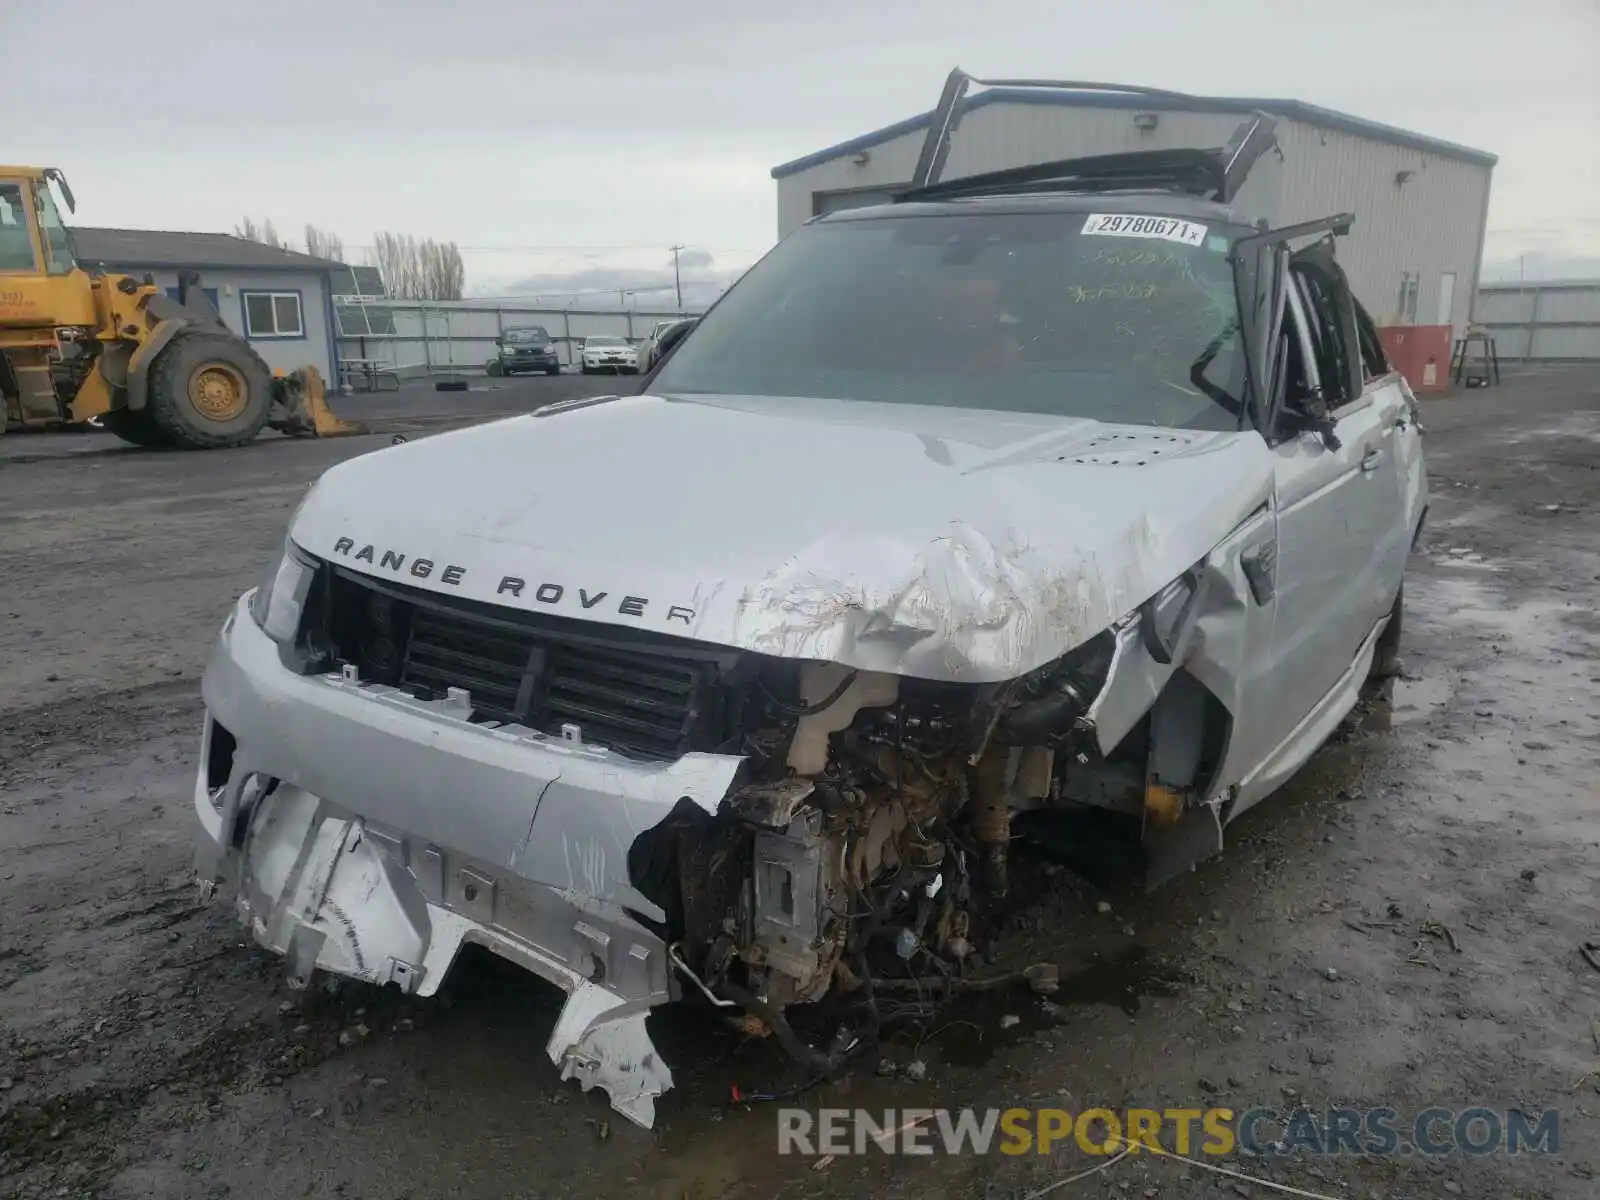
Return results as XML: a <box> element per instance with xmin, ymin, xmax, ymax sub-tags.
<box><xmin>1436</xmin><ymin>272</ymin><xmax>1456</xmax><ymax>328</ymax></box>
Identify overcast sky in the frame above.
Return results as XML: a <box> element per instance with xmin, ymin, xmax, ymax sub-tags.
<box><xmin>4</xmin><ymin>0</ymin><xmax>1595</xmax><ymax>295</ymax></box>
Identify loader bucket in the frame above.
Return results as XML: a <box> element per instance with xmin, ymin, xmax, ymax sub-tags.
<box><xmin>267</xmin><ymin>367</ymin><xmax>365</xmax><ymax>438</ymax></box>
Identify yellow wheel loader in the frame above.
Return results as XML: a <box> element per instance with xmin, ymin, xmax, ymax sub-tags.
<box><xmin>1</xmin><ymin>165</ymin><xmax>360</xmax><ymax>449</ymax></box>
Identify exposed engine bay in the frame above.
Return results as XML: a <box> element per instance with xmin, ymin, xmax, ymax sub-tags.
<box><xmin>633</xmin><ymin>643</ymin><xmax>1130</xmax><ymax>1066</ymax></box>
<box><xmin>299</xmin><ymin>563</ymin><xmax>1224</xmax><ymax>1077</ymax></box>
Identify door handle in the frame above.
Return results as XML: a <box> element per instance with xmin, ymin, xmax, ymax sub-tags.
<box><xmin>1360</xmin><ymin>447</ymin><xmax>1384</xmax><ymax>473</ymax></box>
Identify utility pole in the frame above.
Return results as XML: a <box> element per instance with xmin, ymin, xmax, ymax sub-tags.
<box><xmin>669</xmin><ymin>244</ymin><xmax>685</xmax><ymax>308</ymax></box>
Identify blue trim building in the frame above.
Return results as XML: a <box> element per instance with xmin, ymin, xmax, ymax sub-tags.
<box><xmin>770</xmin><ymin>86</ymin><xmax>1496</xmax><ymax>341</ymax></box>
<box><xmin>71</xmin><ymin>227</ymin><xmax>343</xmax><ymax>384</ymax></box>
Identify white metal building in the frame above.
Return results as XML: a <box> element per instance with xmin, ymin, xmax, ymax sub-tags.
<box><xmin>773</xmin><ymin>89</ymin><xmax>1496</xmax><ymax>360</ymax></box>
<box><xmin>70</xmin><ymin>228</ymin><xmax>342</xmax><ymax>382</ymax></box>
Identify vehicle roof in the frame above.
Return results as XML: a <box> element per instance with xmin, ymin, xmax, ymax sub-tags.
<box><xmin>505</xmin><ymin>324</ymin><xmax>549</xmax><ymax>331</ymax></box>
<box><xmin>816</xmin><ymin>189</ymin><xmax>1248</xmax><ymax>230</ymax></box>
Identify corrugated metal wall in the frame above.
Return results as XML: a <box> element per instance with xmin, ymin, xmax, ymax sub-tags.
<box><xmin>776</xmin><ymin>101</ymin><xmax>1492</xmax><ymax>337</ymax></box>
<box><xmin>1475</xmin><ymin>282</ymin><xmax>1600</xmax><ymax>359</ymax></box>
<box><xmin>1271</xmin><ymin>122</ymin><xmax>1488</xmax><ymax>332</ymax></box>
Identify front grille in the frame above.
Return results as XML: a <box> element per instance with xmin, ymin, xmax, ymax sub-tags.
<box><xmin>322</xmin><ymin>568</ymin><xmax>738</xmax><ymax>760</ymax></box>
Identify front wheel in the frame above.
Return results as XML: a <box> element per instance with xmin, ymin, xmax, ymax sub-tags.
<box><xmin>146</xmin><ymin>331</ymin><xmax>272</xmax><ymax>449</ymax></box>
<box><xmin>545</xmin><ymin>365</ymin><xmax>560</xmax><ymax>376</ymax></box>
<box><xmin>1369</xmin><ymin>585</ymin><xmax>1404</xmax><ymax>680</ymax></box>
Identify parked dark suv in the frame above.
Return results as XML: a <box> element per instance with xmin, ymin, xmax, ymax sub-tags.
<box><xmin>490</xmin><ymin>326</ymin><xmax>561</xmax><ymax>376</ymax></box>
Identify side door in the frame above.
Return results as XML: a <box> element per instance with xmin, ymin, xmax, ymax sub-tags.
<box><xmin>1243</xmin><ymin>241</ymin><xmax>1405</xmax><ymax>798</ymax></box>
<box><xmin>1354</xmin><ymin>298</ymin><xmax>1427</xmax><ymax>560</ymax></box>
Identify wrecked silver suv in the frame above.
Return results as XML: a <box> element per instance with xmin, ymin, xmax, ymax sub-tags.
<box><xmin>194</xmin><ymin>75</ymin><xmax>1424</xmax><ymax>1128</ymax></box>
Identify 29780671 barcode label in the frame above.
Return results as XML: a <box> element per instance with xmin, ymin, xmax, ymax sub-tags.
<box><xmin>1081</xmin><ymin>214</ymin><xmax>1208</xmax><ymax>245</ymax></box>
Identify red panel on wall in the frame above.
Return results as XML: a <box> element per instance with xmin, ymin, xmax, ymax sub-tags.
<box><xmin>1377</xmin><ymin>325</ymin><xmax>1453</xmax><ymax>393</ymax></box>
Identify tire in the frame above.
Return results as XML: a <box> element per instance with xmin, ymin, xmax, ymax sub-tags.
<box><xmin>102</xmin><ymin>408</ymin><xmax>173</xmax><ymax>448</ymax></box>
<box><xmin>581</xmin><ymin>365</ymin><xmax>592</xmax><ymax>375</ymax></box>
<box><xmin>146</xmin><ymin>330</ymin><xmax>273</xmax><ymax>449</ymax></box>
<box><xmin>545</xmin><ymin>365</ymin><xmax>560</xmax><ymax>376</ymax></box>
<box><xmin>486</xmin><ymin>359</ymin><xmax>505</xmax><ymax>378</ymax></box>
<box><xmin>1369</xmin><ymin>584</ymin><xmax>1404</xmax><ymax>681</ymax></box>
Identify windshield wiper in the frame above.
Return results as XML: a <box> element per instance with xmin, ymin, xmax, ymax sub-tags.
<box><xmin>1188</xmin><ymin>319</ymin><xmax>1243</xmax><ymax>417</ymax></box>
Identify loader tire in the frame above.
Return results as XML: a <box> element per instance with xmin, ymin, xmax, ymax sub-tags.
<box><xmin>146</xmin><ymin>331</ymin><xmax>273</xmax><ymax>449</ymax></box>
<box><xmin>102</xmin><ymin>409</ymin><xmax>173</xmax><ymax>448</ymax></box>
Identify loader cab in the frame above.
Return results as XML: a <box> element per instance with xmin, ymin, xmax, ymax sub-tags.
<box><xmin>0</xmin><ymin>168</ymin><xmax>77</xmax><ymax>276</ymax></box>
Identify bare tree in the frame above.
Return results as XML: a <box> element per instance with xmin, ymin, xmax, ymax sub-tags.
<box><xmin>233</xmin><ymin>216</ymin><xmax>289</xmax><ymax>250</ymax></box>
<box><xmin>419</xmin><ymin>238</ymin><xmax>465</xmax><ymax>301</ymax></box>
<box><xmin>370</xmin><ymin>232</ymin><xmax>415</xmax><ymax>298</ymax></box>
<box><xmin>368</xmin><ymin>232</ymin><xmax>465</xmax><ymax>300</ymax></box>
<box><xmin>304</xmin><ymin>224</ymin><xmax>345</xmax><ymax>262</ymax></box>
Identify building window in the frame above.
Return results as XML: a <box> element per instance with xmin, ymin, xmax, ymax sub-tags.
<box><xmin>242</xmin><ymin>291</ymin><xmax>304</xmax><ymax>338</ymax></box>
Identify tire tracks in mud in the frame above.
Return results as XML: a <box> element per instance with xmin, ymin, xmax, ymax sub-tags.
<box><xmin>0</xmin><ymin>906</ymin><xmax>437</xmax><ymax>1190</ymax></box>
<box><xmin>0</xmin><ymin>678</ymin><xmax>200</xmax><ymax>768</ymax></box>
<box><xmin>0</xmin><ymin>665</ymin><xmax>438</xmax><ymax>1191</ymax></box>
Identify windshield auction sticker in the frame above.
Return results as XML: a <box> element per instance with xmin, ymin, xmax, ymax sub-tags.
<box><xmin>1081</xmin><ymin>214</ymin><xmax>1208</xmax><ymax>246</ymax></box>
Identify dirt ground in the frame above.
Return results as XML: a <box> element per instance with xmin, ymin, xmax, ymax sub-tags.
<box><xmin>2</xmin><ymin>366</ymin><xmax>1597</xmax><ymax>1200</ymax></box>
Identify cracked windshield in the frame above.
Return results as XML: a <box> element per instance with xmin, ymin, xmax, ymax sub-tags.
<box><xmin>655</xmin><ymin>210</ymin><xmax>1246</xmax><ymax>428</ymax></box>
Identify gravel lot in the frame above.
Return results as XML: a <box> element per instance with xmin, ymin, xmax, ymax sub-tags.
<box><xmin>2</xmin><ymin>366</ymin><xmax>1597</xmax><ymax>1199</ymax></box>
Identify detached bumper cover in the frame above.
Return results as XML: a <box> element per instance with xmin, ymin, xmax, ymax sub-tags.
<box><xmin>194</xmin><ymin>595</ymin><xmax>743</xmax><ymax>1128</ymax></box>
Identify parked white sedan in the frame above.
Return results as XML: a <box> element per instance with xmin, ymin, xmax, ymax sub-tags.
<box><xmin>580</xmin><ymin>335</ymin><xmax>638</xmax><ymax>375</ymax></box>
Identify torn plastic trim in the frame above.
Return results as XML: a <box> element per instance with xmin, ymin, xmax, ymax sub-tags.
<box><xmin>1138</xmin><ymin>559</ymin><xmax>1210</xmax><ymax>665</ymax></box>
<box><xmin>1085</xmin><ymin>618</ymin><xmax>1176</xmax><ymax>756</ymax></box>
<box><xmin>194</xmin><ymin>595</ymin><xmax>748</xmax><ymax>1127</ymax></box>
<box><xmin>196</xmin><ymin>769</ymin><xmax>678</xmax><ymax>1128</ymax></box>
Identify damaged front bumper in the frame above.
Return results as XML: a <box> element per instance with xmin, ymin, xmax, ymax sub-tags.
<box><xmin>193</xmin><ymin>594</ymin><xmax>741</xmax><ymax>1128</ymax></box>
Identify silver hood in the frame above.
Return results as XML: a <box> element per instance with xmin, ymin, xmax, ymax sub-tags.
<box><xmin>290</xmin><ymin>393</ymin><xmax>1275</xmax><ymax>683</ymax></box>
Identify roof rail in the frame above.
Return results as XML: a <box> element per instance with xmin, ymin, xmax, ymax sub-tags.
<box><xmin>905</xmin><ymin>68</ymin><xmax>1279</xmax><ymax>204</ymax></box>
